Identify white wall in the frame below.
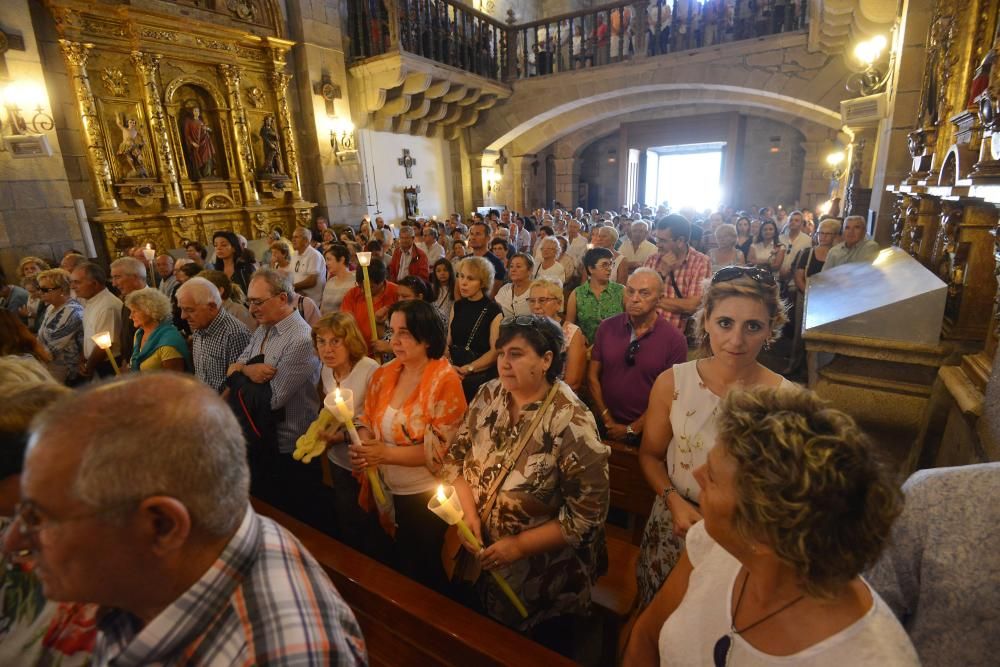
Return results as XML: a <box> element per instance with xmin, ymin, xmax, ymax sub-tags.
<box><xmin>361</xmin><ymin>130</ymin><xmax>455</xmax><ymax>223</ymax></box>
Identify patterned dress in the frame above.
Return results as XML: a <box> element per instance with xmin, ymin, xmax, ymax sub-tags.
<box><xmin>636</xmin><ymin>360</ymin><xmax>794</xmax><ymax>606</ymax></box>
<box><xmin>36</xmin><ymin>299</ymin><xmax>84</xmax><ymax>383</ymax></box>
<box><xmin>442</xmin><ymin>379</ymin><xmax>610</xmax><ymax>630</ymax></box>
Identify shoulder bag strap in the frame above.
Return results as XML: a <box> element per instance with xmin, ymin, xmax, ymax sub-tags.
<box><xmin>477</xmin><ymin>382</ymin><xmax>560</xmax><ymax>525</ymax></box>
<box><xmin>668</xmin><ymin>270</ymin><xmax>684</xmax><ymax>300</ymax></box>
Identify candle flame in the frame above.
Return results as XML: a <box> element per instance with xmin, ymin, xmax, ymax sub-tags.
<box><xmin>436</xmin><ymin>485</ymin><xmax>447</xmax><ymax>503</ymax></box>
<box><xmin>145</xmin><ymin>243</ymin><xmax>152</xmax><ymax>249</ymax></box>
<box><xmin>334</xmin><ymin>387</ymin><xmax>343</xmax><ymax>401</ymax></box>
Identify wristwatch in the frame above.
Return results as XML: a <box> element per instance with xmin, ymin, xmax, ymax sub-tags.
<box><xmin>465</xmin><ymin>364</ymin><xmax>475</xmax><ymax>374</ymax></box>
<box><xmin>625</xmin><ymin>425</ymin><xmax>635</xmax><ymax>438</ymax></box>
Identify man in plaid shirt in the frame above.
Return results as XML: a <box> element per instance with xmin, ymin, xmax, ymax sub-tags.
<box><xmin>644</xmin><ymin>214</ymin><xmax>712</xmax><ymax>331</ymax></box>
<box><xmin>176</xmin><ymin>277</ymin><xmax>250</xmax><ymax>392</ymax></box>
<box><xmin>5</xmin><ymin>373</ymin><xmax>367</xmax><ymax>666</ymax></box>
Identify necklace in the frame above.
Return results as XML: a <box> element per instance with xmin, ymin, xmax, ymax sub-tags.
<box><xmin>713</xmin><ymin>571</ymin><xmax>806</xmax><ymax>667</ymax></box>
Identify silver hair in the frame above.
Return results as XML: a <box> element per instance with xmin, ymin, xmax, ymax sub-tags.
<box><xmin>111</xmin><ymin>256</ymin><xmax>148</xmax><ymax>281</ymax></box>
<box><xmin>176</xmin><ymin>276</ymin><xmax>222</xmax><ymax>307</ymax></box>
<box><xmin>539</xmin><ymin>236</ymin><xmax>562</xmax><ymax>256</ymax></box>
<box><xmin>294</xmin><ymin>226</ymin><xmax>313</xmax><ymax>241</ymax></box>
<box><xmin>600</xmin><ymin>226</ymin><xmax>619</xmax><ymax>244</ymax></box>
<box><xmin>630</xmin><ymin>266</ymin><xmax>665</xmax><ymax>292</ymax></box>
<box><xmin>0</xmin><ymin>355</ymin><xmax>55</xmax><ymax>386</ymax></box>
<box><xmin>124</xmin><ymin>287</ymin><xmax>172</xmax><ymax>322</ymax></box>
<box><xmin>398</xmin><ymin>225</ymin><xmax>415</xmax><ymax>238</ymax></box>
<box><xmin>843</xmin><ymin>215</ymin><xmax>866</xmax><ymax>229</ymax></box>
<box><xmin>29</xmin><ymin>374</ymin><xmax>249</xmax><ymax>537</ymax></box>
<box><xmin>630</xmin><ymin>220</ymin><xmax>649</xmax><ymax>232</ymax></box>
<box><xmin>250</xmin><ymin>267</ymin><xmax>294</xmax><ymax>301</ymax></box>
<box><xmin>818</xmin><ymin>218</ymin><xmax>843</xmax><ymax>234</ymax></box>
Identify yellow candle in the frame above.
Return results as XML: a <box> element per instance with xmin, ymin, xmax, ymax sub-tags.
<box><xmin>330</xmin><ymin>388</ymin><xmax>386</xmax><ymax>505</ymax></box>
<box><xmin>356</xmin><ymin>252</ymin><xmax>379</xmax><ymax>344</ymax></box>
<box><xmin>91</xmin><ymin>331</ymin><xmax>120</xmax><ymax>375</ymax></box>
<box><xmin>429</xmin><ymin>485</ymin><xmax>528</xmax><ymax>619</ymax></box>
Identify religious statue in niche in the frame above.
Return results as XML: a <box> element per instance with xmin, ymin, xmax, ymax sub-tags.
<box><xmin>183</xmin><ymin>105</ymin><xmax>217</xmax><ymax>179</ymax></box>
<box><xmin>258</xmin><ymin>115</ymin><xmax>283</xmax><ymax>176</ymax></box>
<box><xmin>115</xmin><ymin>114</ymin><xmax>148</xmax><ymax>179</ymax></box>
<box><xmin>404</xmin><ymin>185</ymin><xmax>420</xmax><ymax>218</ymax></box>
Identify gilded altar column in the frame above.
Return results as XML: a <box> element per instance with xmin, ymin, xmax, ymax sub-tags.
<box><xmin>131</xmin><ymin>51</ymin><xmax>184</xmax><ymax>209</ymax></box>
<box><xmin>58</xmin><ymin>40</ymin><xmax>120</xmax><ymax>214</ymax></box>
<box><xmin>219</xmin><ymin>64</ymin><xmax>262</xmax><ymax>206</ymax></box>
<box><xmin>268</xmin><ymin>70</ymin><xmax>304</xmax><ymax>202</ymax></box>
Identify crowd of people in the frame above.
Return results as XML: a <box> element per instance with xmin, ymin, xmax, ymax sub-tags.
<box><xmin>0</xmin><ymin>200</ymin><xmax>993</xmax><ymax>666</ymax></box>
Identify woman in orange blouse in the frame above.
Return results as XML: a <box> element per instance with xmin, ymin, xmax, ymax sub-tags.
<box><xmin>354</xmin><ymin>299</ymin><xmax>467</xmax><ymax>590</ymax></box>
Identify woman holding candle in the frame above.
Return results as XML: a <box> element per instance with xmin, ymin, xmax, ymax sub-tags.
<box><xmin>339</xmin><ymin>257</ymin><xmax>399</xmax><ymax>347</ymax></box>
<box><xmin>353</xmin><ymin>299</ymin><xmax>467</xmax><ymax>590</ymax></box>
<box><xmin>441</xmin><ymin>314</ymin><xmax>609</xmax><ymax>655</ymax></box>
<box><xmin>448</xmin><ymin>256</ymin><xmax>503</xmax><ymax>402</ymax></box>
<box><xmin>312</xmin><ymin>312</ymin><xmax>385</xmax><ymax>557</ymax></box>
<box><xmin>123</xmin><ymin>287</ymin><xmax>191</xmax><ymax>373</ymax></box>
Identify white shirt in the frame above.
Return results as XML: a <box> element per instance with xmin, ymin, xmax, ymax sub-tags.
<box><xmin>780</xmin><ymin>231</ymin><xmax>814</xmax><ymax>277</ymax></box>
<box><xmin>566</xmin><ymin>234</ymin><xmax>588</xmax><ymax>264</ymax></box>
<box><xmin>495</xmin><ymin>282</ymin><xmax>532</xmax><ymax>318</ymax></box>
<box><xmin>659</xmin><ymin>522</ymin><xmax>920</xmax><ymax>667</ymax></box>
<box><xmin>417</xmin><ymin>241</ymin><xmax>445</xmax><ymax>265</ymax></box>
<box><xmin>292</xmin><ymin>245</ymin><xmax>326</xmax><ymax>304</ymax></box>
<box><xmin>321</xmin><ymin>357</ymin><xmax>379</xmax><ymax>470</ymax></box>
<box><xmin>620</xmin><ymin>238</ymin><xmax>658</xmax><ymax>265</ymax></box>
<box><xmin>82</xmin><ymin>288</ymin><xmax>123</xmax><ymax>357</ymax></box>
<box><xmin>534</xmin><ymin>261</ymin><xmax>566</xmax><ymax>284</ymax></box>
<box><xmin>379</xmin><ymin>406</ymin><xmax>438</xmax><ymax>494</ymax></box>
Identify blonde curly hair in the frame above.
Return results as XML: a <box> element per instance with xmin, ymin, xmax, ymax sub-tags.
<box><xmin>716</xmin><ymin>385</ymin><xmax>902</xmax><ymax>598</ymax></box>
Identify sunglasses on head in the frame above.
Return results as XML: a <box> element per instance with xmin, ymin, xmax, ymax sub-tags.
<box><xmin>711</xmin><ymin>266</ymin><xmax>776</xmax><ymax>286</ymax></box>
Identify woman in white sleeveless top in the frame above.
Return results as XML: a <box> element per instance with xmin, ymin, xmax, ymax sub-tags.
<box><xmin>636</xmin><ymin>267</ymin><xmax>794</xmax><ymax>606</ymax></box>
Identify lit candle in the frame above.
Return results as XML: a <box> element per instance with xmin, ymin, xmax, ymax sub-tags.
<box><xmin>91</xmin><ymin>331</ymin><xmax>120</xmax><ymax>375</ymax></box>
<box><xmin>428</xmin><ymin>484</ymin><xmax>528</xmax><ymax>619</ymax></box>
<box><xmin>355</xmin><ymin>251</ymin><xmax>379</xmax><ymax>344</ymax></box>
<box><xmin>326</xmin><ymin>388</ymin><xmax>386</xmax><ymax>505</ymax></box>
<box><xmin>142</xmin><ymin>244</ymin><xmax>157</xmax><ymax>289</ymax></box>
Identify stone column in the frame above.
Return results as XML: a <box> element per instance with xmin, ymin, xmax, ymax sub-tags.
<box><xmin>58</xmin><ymin>40</ymin><xmax>119</xmax><ymax>214</ymax></box>
<box><xmin>510</xmin><ymin>155</ymin><xmax>535</xmax><ymax>212</ymax></box>
<box><xmin>219</xmin><ymin>63</ymin><xmax>261</xmax><ymax>207</ymax></box>
<box><xmin>269</xmin><ymin>69</ymin><xmax>305</xmax><ymax>202</ymax></box>
<box><xmin>130</xmin><ymin>51</ymin><xmax>184</xmax><ymax>209</ymax></box>
<box><xmin>553</xmin><ymin>157</ymin><xmax>579</xmax><ymax>209</ymax></box>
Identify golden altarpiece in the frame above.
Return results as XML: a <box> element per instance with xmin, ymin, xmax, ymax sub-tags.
<box><xmin>883</xmin><ymin>0</ymin><xmax>1000</xmax><ymax>466</ymax></box>
<box><xmin>43</xmin><ymin>0</ymin><xmax>314</xmax><ymax>256</ymax></box>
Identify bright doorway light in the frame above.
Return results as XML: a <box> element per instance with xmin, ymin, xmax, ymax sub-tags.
<box><xmin>646</xmin><ymin>142</ymin><xmax>724</xmax><ymax>211</ymax></box>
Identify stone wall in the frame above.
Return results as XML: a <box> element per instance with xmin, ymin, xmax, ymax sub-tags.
<box><xmin>363</xmin><ymin>130</ymin><xmax>455</xmax><ymax>221</ymax></box>
<box><xmin>738</xmin><ymin>116</ymin><xmax>807</xmax><ymax>211</ymax></box>
<box><xmin>0</xmin><ymin>0</ymin><xmax>83</xmax><ymax>275</ymax></box>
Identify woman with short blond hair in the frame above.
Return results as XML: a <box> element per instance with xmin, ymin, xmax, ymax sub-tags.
<box><xmin>124</xmin><ymin>287</ymin><xmax>191</xmax><ymax>372</ymax></box>
<box><xmin>448</xmin><ymin>256</ymin><xmax>502</xmax><ymax>401</ymax></box>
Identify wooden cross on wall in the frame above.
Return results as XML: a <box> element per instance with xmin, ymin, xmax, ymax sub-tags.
<box><xmin>398</xmin><ymin>149</ymin><xmax>416</xmax><ymax>179</ymax></box>
<box><xmin>0</xmin><ymin>28</ymin><xmax>27</xmax><ymax>79</ymax></box>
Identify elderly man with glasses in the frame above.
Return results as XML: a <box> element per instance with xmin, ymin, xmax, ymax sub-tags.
<box><xmin>587</xmin><ymin>268</ymin><xmax>687</xmax><ymax>444</ymax></box>
<box><xmin>4</xmin><ymin>372</ymin><xmax>367</xmax><ymax>666</ymax></box>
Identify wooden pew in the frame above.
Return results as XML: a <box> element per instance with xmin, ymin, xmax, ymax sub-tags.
<box><xmin>591</xmin><ymin>440</ymin><xmax>656</xmax><ymax>663</ymax></box>
<box><xmin>252</xmin><ymin>500</ymin><xmax>576</xmax><ymax>667</ymax></box>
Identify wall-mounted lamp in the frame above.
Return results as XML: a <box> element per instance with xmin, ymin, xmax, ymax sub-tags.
<box><xmin>847</xmin><ymin>34</ymin><xmax>892</xmax><ymax>96</ymax></box>
<box><xmin>825</xmin><ymin>151</ymin><xmax>846</xmax><ymax>180</ymax></box>
<box><xmin>482</xmin><ymin>166</ymin><xmax>497</xmax><ymax>197</ymax></box>
<box><xmin>328</xmin><ymin>117</ymin><xmax>357</xmax><ymax>163</ymax></box>
<box><xmin>0</xmin><ymin>80</ymin><xmax>55</xmax><ymax>157</ymax></box>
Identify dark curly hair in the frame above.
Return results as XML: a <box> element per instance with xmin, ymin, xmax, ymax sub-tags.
<box><xmin>715</xmin><ymin>385</ymin><xmax>903</xmax><ymax>598</ymax></box>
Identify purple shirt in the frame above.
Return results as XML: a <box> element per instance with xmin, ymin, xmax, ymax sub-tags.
<box><xmin>592</xmin><ymin>313</ymin><xmax>687</xmax><ymax>423</ymax></box>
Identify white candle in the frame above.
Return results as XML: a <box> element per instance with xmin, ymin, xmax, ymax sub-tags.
<box><xmin>429</xmin><ymin>484</ymin><xmax>465</xmax><ymax>525</ymax></box>
<box><xmin>92</xmin><ymin>331</ymin><xmax>112</xmax><ymax>350</ymax></box>
<box><xmin>326</xmin><ymin>388</ymin><xmax>362</xmax><ymax>447</ymax></box>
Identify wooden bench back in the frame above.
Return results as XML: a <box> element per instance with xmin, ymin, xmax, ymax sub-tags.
<box><xmin>606</xmin><ymin>439</ymin><xmax>656</xmax><ymax>543</ymax></box>
<box><xmin>252</xmin><ymin>500</ymin><xmax>575</xmax><ymax>667</ymax></box>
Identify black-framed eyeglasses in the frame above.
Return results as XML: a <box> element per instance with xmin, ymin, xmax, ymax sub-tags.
<box><xmin>625</xmin><ymin>339</ymin><xmax>640</xmax><ymax>366</ymax></box>
<box><xmin>37</xmin><ymin>286</ymin><xmax>61</xmax><ymax>293</ymax></box>
<box><xmin>711</xmin><ymin>266</ymin><xmax>776</xmax><ymax>286</ymax></box>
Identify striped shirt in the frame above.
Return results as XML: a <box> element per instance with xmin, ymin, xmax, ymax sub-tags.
<box><xmin>191</xmin><ymin>307</ymin><xmax>251</xmax><ymax>392</ymax></box>
<box><xmin>93</xmin><ymin>507</ymin><xmax>368</xmax><ymax>666</ymax></box>
<box><xmin>236</xmin><ymin>309</ymin><xmax>321</xmax><ymax>453</ymax></box>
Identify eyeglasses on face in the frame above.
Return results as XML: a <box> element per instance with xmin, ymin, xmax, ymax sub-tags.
<box><xmin>711</xmin><ymin>266</ymin><xmax>776</xmax><ymax>286</ymax></box>
<box><xmin>247</xmin><ymin>293</ymin><xmax>280</xmax><ymax>308</ymax></box>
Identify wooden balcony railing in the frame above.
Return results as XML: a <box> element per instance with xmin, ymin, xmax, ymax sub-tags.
<box><xmin>348</xmin><ymin>0</ymin><xmax>809</xmax><ymax>82</ymax></box>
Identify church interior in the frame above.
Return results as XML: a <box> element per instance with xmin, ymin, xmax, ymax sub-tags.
<box><xmin>0</xmin><ymin>0</ymin><xmax>998</xmax><ymax>665</ymax></box>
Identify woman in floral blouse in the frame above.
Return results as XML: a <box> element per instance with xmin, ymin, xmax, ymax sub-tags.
<box><xmin>354</xmin><ymin>299</ymin><xmax>467</xmax><ymax>591</ymax></box>
<box><xmin>442</xmin><ymin>315</ymin><xmax>609</xmax><ymax>658</ymax></box>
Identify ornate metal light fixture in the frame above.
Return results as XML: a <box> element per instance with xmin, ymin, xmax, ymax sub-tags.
<box><xmin>846</xmin><ymin>35</ymin><xmax>892</xmax><ymax>97</ymax></box>
<box><xmin>0</xmin><ymin>81</ymin><xmax>54</xmax><ymax>135</ymax></box>
<box><xmin>329</xmin><ymin>117</ymin><xmax>357</xmax><ymax>163</ymax></box>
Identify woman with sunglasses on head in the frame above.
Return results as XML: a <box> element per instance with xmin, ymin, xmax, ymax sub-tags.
<box><xmin>625</xmin><ymin>385</ymin><xmax>918</xmax><ymax>667</ymax></box>
<box><xmin>441</xmin><ymin>314</ymin><xmax>609</xmax><ymax>659</ymax></box>
<box><xmin>635</xmin><ymin>267</ymin><xmax>794</xmax><ymax>607</ymax></box>
<box><xmin>527</xmin><ymin>278</ymin><xmax>586</xmax><ymax>392</ymax></box>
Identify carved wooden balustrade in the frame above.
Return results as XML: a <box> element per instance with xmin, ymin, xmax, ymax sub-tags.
<box><xmin>347</xmin><ymin>0</ymin><xmax>810</xmax><ymax>82</ymax></box>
